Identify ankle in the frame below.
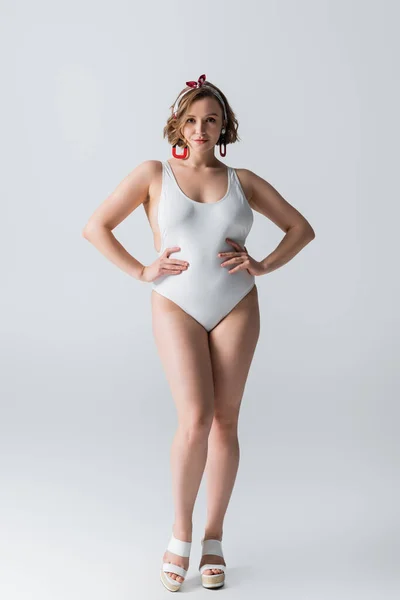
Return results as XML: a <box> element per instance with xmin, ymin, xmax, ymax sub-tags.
<box><xmin>172</xmin><ymin>523</ymin><xmax>193</xmax><ymax>542</ymax></box>
<box><xmin>203</xmin><ymin>528</ymin><xmax>223</xmax><ymax>541</ymax></box>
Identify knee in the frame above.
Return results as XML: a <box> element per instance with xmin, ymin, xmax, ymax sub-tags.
<box><xmin>180</xmin><ymin>412</ymin><xmax>214</xmax><ymax>441</ymax></box>
<box><xmin>212</xmin><ymin>414</ymin><xmax>239</xmax><ymax>436</ymax></box>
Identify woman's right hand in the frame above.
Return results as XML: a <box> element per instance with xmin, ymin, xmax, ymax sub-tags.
<box><xmin>139</xmin><ymin>246</ymin><xmax>189</xmax><ymax>283</ymax></box>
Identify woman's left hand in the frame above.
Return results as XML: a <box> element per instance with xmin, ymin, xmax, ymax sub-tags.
<box><xmin>218</xmin><ymin>238</ymin><xmax>265</xmax><ymax>277</ymax></box>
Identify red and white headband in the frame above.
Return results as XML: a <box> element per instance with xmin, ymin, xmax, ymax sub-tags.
<box><xmin>172</xmin><ymin>73</ymin><xmax>228</xmax><ymax>123</ymax></box>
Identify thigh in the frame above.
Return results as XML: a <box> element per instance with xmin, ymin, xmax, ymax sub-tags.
<box><xmin>151</xmin><ymin>290</ymin><xmax>215</xmax><ymax>424</ymax></box>
<box><xmin>208</xmin><ymin>285</ymin><xmax>260</xmax><ymax>421</ymax></box>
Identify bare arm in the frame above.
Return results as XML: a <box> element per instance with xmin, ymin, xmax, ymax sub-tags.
<box><xmin>82</xmin><ymin>160</ymin><xmax>157</xmax><ymax>280</ymax></box>
<box><xmin>246</xmin><ymin>170</ymin><xmax>315</xmax><ymax>274</ymax></box>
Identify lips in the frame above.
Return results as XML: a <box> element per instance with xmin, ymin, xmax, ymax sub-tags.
<box><xmin>194</xmin><ymin>139</ymin><xmax>207</xmax><ymax>142</ymax></box>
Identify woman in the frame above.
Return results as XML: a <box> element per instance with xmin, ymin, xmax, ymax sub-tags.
<box><xmin>82</xmin><ymin>73</ymin><xmax>315</xmax><ymax>592</ymax></box>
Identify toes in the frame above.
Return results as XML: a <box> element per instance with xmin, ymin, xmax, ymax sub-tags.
<box><xmin>167</xmin><ymin>572</ymin><xmax>183</xmax><ymax>583</ymax></box>
<box><xmin>204</xmin><ymin>568</ymin><xmax>222</xmax><ymax>575</ymax></box>
<box><xmin>163</xmin><ymin>556</ymin><xmax>186</xmax><ymax>584</ymax></box>
<box><xmin>202</xmin><ymin>567</ymin><xmax>223</xmax><ymax>575</ymax></box>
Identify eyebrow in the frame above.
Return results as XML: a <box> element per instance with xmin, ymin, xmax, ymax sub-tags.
<box><xmin>186</xmin><ymin>113</ymin><xmax>219</xmax><ymax>117</ymax></box>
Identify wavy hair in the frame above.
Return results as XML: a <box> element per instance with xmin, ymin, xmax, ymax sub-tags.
<box><xmin>163</xmin><ymin>80</ymin><xmax>240</xmax><ymax>149</ymax></box>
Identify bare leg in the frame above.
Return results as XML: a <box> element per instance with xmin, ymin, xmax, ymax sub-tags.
<box><xmin>200</xmin><ymin>285</ymin><xmax>260</xmax><ymax>575</ymax></box>
<box><xmin>151</xmin><ymin>290</ymin><xmax>215</xmax><ymax>583</ymax></box>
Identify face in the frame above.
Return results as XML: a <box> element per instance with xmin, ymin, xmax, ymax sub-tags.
<box><xmin>181</xmin><ymin>97</ymin><xmax>224</xmax><ymax>152</ymax></box>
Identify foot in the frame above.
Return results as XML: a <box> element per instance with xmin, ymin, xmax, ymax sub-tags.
<box><xmin>163</xmin><ymin>528</ymin><xmax>192</xmax><ymax>584</ymax></box>
<box><xmin>199</xmin><ymin>537</ymin><xmax>226</xmax><ymax>576</ymax></box>
<box><xmin>163</xmin><ymin>549</ymin><xmax>189</xmax><ymax>584</ymax></box>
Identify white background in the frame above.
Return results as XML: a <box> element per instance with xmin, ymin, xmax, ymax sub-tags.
<box><xmin>1</xmin><ymin>1</ymin><xmax>399</xmax><ymax>598</ymax></box>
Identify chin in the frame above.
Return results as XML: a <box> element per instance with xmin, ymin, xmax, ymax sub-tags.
<box><xmin>191</xmin><ymin>143</ymin><xmax>214</xmax><ymax>151</ymax></box>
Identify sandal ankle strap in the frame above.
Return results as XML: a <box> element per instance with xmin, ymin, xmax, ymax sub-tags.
<box><xmin>167</xmin><ymin>534</ymin><xmax>192</xmax><ymax>557</ymax></box>
<box><xmin>201</xmin><ymin>538</ymin><xmax>224</xmax><ymax>558</ymax></box>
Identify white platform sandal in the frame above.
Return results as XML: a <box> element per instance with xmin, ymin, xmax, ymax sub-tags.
<box><xmin>160</xmin><ymin>533</ymin><xmax>192</xmax><ymax>592</ymax></box>
<box><xmin>199</xmin><ymin>538</ymin><xmax>226</xmax><ymax>589</ymax></box>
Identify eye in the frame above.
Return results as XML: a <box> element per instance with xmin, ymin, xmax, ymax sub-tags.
<box><xmin>186</xmin><ymin>117</ymin><xmax>217</xmax><ymax>123</ymax></box>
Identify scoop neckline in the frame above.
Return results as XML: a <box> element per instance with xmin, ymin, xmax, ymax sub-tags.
<box><xmin>165</xmin><ymin>160</ymin><xmax>231</xmax><ymax>206</ymax></box>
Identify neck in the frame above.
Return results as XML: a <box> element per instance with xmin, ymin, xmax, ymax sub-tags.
<box><xmin>175</xmin><ymin>149</ymin><xmax>221</xmax><ymax>169</ymax></box>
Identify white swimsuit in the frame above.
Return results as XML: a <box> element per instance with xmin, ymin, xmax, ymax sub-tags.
<box><xmin>152</xmin><ymin>160</ymin><xmax>255</xmax><ymax>332</ymax></box>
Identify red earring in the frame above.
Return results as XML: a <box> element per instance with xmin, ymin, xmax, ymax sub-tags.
<box><xmin>219</xmin><ymin>128</ymin><xmax>227</xmax><ymax>157</ymax></box>
<box><xmin>219</xmin><ymin>141</ymin><xmax>226</xmax><ymax>157</ymax></box>
<box><xmin>172</xmin><ymin>144</ymin><xmax>189</xmax><ymax>159</ymax></box>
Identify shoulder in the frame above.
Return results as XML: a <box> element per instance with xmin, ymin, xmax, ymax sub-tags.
<box><xmin>132</xmin><ymin>160</ymin><xmax>164</xmax><ymax>193</ymax></box>
<box><xmin>230</xmin><ymin>167</ymin><xmax>256</xmax><ymax>206</ymax></box>
<box><xmin>232</xmin><ymin>167</ymin><xmax>261</xmax><ymax>189</ymax></box>
<box><xmin>232</xmin><ymin>168</ymin><xmax>279</xmax><ymax>208</ymax></box>
<box><xmin>136</xmin><ymin>159</ymin><xmax>163</xmax><ymax>178</ymax></box>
